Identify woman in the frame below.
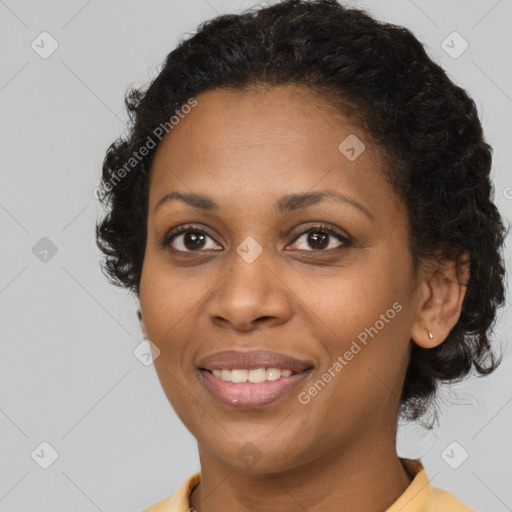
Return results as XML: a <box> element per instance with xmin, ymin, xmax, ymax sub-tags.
<box><xmin>95</xmin><ymin>1</ymin><xmax>507</xmax><ymax>510</ymax></box>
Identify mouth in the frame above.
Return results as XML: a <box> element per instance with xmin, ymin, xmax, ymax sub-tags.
<box><xmin>197</xmin><ymin>350</ymin><xmax>314</xmax><ymax>409</ymax></box>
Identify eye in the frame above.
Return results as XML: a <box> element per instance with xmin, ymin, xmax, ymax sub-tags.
<box><xmin>288</xmin><ymin>224</ymin><xmax>353</xmax><ymax>252</ymax></box>
<box><xmin>160</xmin><ymin>224</ymin><xmax>222</xmax><ymax>252</ymax></box>
<box><xmin>160</xmin><ymin>223</ymin><xmax>353</xmax><ymax>254</ymax></box>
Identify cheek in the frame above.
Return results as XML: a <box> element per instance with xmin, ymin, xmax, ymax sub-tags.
<box><xmin>294</xmin><ymin>256</ymin><xmax>410</xmax><ymax>388</ymax></box>
<box><xmin>139</xmin><ymin>262</ymin><xmax>202</xmax><ymax>420</ymax></box>
<box><xmin>299</xmin><ymin>261</ymin><xmax>402</xmax><ymax>340</ymax></box>
<box><xmin>139</xmin><ymin>254</ymin><xmax>210</xmax><ymax>340</ymax></box>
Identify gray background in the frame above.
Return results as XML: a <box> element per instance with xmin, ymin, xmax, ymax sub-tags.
<box><xmin>1</xmin><ymin>0</ymin><xmax>511</xmax><ymax>511</ymax></box>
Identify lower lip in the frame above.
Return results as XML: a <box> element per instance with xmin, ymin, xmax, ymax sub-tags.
<box><xmin>200</xmin><ymin>369</ymin><xmax>312</xmax><ymax>409</ymax></box>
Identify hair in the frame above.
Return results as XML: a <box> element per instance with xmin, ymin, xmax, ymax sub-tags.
<box><xmin>95</xmin><ymin>0</ymin><xmax>508</xmax><ymax>423</ymax></box>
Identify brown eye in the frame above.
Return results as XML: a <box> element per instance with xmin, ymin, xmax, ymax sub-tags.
<box><xmin>290</xmin><ymin>225</ymin><xmax>353</xmax><ymax>252</ymax></box>
<box><xmin>306</xmin><ymin>230</ymin><xmax>330</xmax><ymax>250</ymax></box>
<box><xmin>162</xmin><ymin>225</ymin><xmax>222</xmax><ymax>252</ymax></box>
<box><xmin>180</xmin><ymin>231</ymin><xmax>207</xmax><ymax>251</ymax></box>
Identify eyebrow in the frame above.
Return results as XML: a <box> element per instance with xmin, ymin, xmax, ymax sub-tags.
<box><xmin>154</xmin><ymin>189</ymin><xmax>373</xmax><ymax>220</ymax></box>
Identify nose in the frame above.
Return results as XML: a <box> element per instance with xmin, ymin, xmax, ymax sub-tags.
<box><xmin>207</xmin><ymin>242</ymin><xmax>293</xmax><ymax>332</ymax></box>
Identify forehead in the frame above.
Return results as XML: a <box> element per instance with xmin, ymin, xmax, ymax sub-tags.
<box><xmin>156</xmin><ymin>85</ymin><xmax>358</xmax><ymax>156</ymax></box>
<box><xmin>148</xmin><ymin>85</ymin><xmax>402</xmax><ymax>221</ymax></box>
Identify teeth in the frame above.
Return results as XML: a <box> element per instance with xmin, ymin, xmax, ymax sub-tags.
<box><xmin>248</xmin><ymin>368</ymin><xmax>267</xmax><ymax>383</ymax></box>
<box><xmin>266</xmin><ymin>368</ymin><xmax>282</xmax><ymax>380</ymax></box>
<box><xmin>231</xmin><ymin>369</ymin><xmax>248</xmax><ymax>383</ymax></box>
<box><xmin>210</xmin><ymin>367</ymin><xmax>296</xmax><ymax>383</ymax></box>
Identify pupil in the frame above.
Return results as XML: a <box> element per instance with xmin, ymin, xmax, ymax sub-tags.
<box><xmin>185</xmin><ymin>232</ymin><xmax>205</xmax><ymax>250</ymax></box>
<box><xmin>308</xmin><ymin>231</ymin><xmax>328</xmax><ymax>249</ymax></box>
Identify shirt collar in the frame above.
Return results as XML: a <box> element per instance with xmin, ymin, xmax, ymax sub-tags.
<box><xmin>145</xmin><ymin>458</ymin><xmax>432</xmax><ymax>512</ymax></box>
<box><xmin>386</xmin><ymin>458</ymin><xmax>433</xmax><ymax>511</ymax></box>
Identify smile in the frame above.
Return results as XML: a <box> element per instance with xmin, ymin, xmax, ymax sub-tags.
<box><xmin>197</xmin><ymin>350</ymin><xmax>314</xmax><ymax>408</ymax></box>
<box><xmin>211</xmin><ymin>367</ymin><xmax>294</xmax><ymax>383</ymax></box>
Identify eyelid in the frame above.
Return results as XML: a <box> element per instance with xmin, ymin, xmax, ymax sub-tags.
<box><xmin>159</xmin><ymin>223</ymin><xmax>222</xmax><ymax>250</ymax></box>
<box><xmin>161</xmin><ymin>221</ymin><xmax>354</xmax><ymax>254</ymax></box>
<box><xmin>288</xmin><ymin>222</ymin><xmax>353</xmax><ymax>249</ymax></box>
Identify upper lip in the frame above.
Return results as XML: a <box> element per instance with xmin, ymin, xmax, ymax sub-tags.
<box><xmin>197</xmin><ymin>350</ymin><xmax>313</xmax><ymax>372</ymax></box>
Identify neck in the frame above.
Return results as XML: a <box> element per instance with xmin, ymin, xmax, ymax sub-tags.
<box><xmin>189</xmin><ymin>433</ymin><xmax>413</xmax><ymax>512</ymax></box>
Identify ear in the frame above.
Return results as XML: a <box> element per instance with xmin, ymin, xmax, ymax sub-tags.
<box><xmin>410</xmin><ymin>251</ymin><xmax>470</xmax><ymax>348</ymax></box>
<box><xmin>137</xmin><ymin>309</ymin><xmax>148</xmax><ymax>338</ymax></box>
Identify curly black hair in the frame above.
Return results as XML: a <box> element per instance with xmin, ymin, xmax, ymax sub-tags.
<box><xmin>96</xmin><ymin>0</ymin><xmax>508</xmax><ymax>423</ymax></box>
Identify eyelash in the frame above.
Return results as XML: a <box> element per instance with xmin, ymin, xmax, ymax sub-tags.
<box><xmin>159</xmin><ymin>223</ymin><xmax>354</xmax><ymax>253</ymax></box>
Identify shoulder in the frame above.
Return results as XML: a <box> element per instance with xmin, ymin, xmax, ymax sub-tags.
<box><xmin>387</xmin><ymin>458</ymin><xmax>477</xmax><ymax>512</ymax></box>
<box><xmin>430</xmin><ymin>486</ymin><xmax>478</xmax><ymax>511</ymax></box>
<box><xmin>141</xmin><ymin>473</ymin><xmax>201</xmax><ymax>512</ymax></box>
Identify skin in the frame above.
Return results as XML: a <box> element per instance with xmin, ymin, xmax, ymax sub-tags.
<box><xmin>138</xmin><ymin>84</ymin><xmax>468</xmax><ymax>512</ymax></box>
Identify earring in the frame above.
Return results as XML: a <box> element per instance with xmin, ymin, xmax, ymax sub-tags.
<box><xmin>427</xmin><ymin>330</ymin><xmax>434</xmax><ymax>340</ymax></box>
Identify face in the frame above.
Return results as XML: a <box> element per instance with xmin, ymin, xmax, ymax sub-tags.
<box><xmin>139</xmin><ymin>85</ymin><xmax>424</xmax><ymax>473</ymax></box>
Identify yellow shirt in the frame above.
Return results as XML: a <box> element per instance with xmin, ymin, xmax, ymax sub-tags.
<box><xmin>142</xmin><ymin>458</ymin><xmax>476</xmax><ymax>512</ymax></box>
